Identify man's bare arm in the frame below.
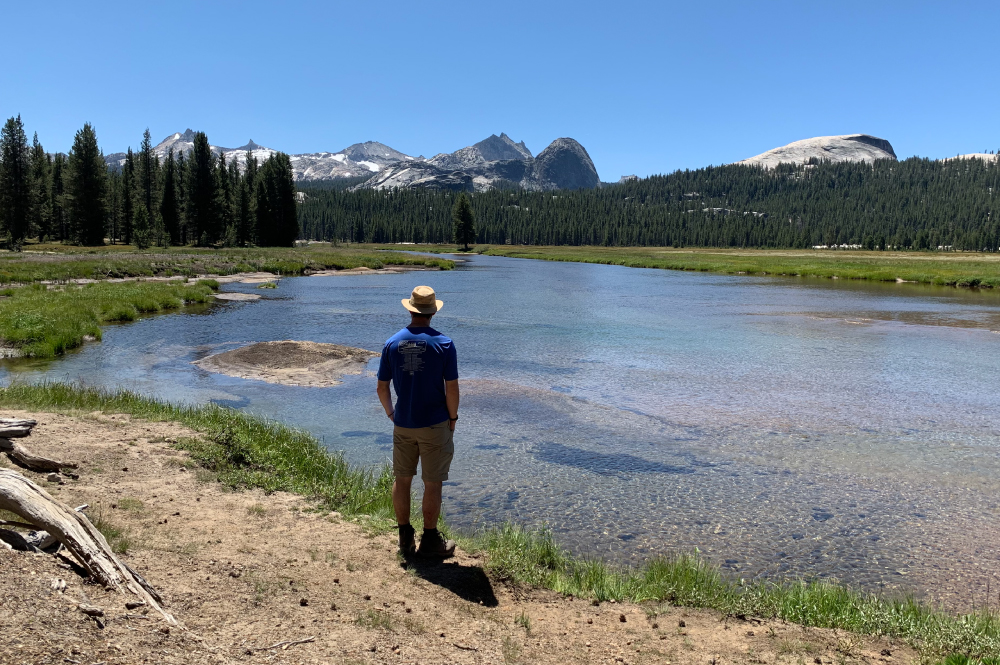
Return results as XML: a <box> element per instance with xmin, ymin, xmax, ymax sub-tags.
<box><xmin>377</xmin><ymin>380</ymin><xmax>394</xmax><ymax>421</ymax></box>
<box><xmin>445</xmin><ymin>379</ymin><xmax>460</xmax><ymax>431</ymax></box>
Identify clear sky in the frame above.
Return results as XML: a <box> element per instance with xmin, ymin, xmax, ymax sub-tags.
<box><xmin>3</xmin><ymin>1</ymin><xmax>997</xmax><ymax>181</ymax></box>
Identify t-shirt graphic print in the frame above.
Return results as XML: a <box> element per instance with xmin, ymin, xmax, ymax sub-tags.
<box><xmin>378</xmin><ymin>326</ymin><xmax>458</xmax><ymax>429</ymax></box>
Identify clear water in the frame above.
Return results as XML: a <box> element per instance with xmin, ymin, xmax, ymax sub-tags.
<box><xmin>5</xmin><ymin>255</ymin><xmax>1000</xmax><ymax>607</ymax></box>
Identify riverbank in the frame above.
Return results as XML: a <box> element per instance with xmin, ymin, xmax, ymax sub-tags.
<box><xmin>0</xmin><ymin>280</ymin><xmax>218</xmax><ymax>358</ymax></box>
<box><xmin>0</xmin><ymin>243</ymin><xmax>454</xmax><ymax>285</ymax></box>
<box><xmin>0</xmin><ymin>403</ymin><xmax>920</xmax><ymax>665</ymax></box>
<box><xmin>0</xmin><ymin>382</ymin><xmax>995</xmax><ymax>661</ymax></box>
<box><xmin>379</xmin><ymin>244</ymin><xmax>1000</xmax><ymax>289</ymax></box>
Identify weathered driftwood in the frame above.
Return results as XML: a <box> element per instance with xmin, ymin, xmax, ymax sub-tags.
<box><xmin>0</xmin><ymin>468</ymin><xmax>178</xmax><ymax>625</ymax></box>
<box><xmin>0</xmin><ymin>437</ymin><xmax>78</xmax><ymax>473</ymax></box>
<box><xmin>0</xmin><ymin>418</ymin><xmax>37</xmax><ymax>438</ymax></box>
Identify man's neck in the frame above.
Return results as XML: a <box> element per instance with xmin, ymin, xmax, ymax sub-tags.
<box><xmin>409</xmin><ymin>317</ymin><xmax>433</xmax><ymax>328</ymax></box>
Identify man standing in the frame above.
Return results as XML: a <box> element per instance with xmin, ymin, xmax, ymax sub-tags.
<box><xmin>377</xmin><ymin>286</ymin><xmax>459</xmax><ymax>557</ymax></box>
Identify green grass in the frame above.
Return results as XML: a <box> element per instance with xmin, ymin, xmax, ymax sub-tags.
<box><xmin>0</xmin><ymin>280</ymin><xmax>217</xmax><ymax>357</ymax></box>
<box><xmin>378</xmin><ymin>243</ymin><xmax>1000</xmax><ymax>290</ymax></box>
<box><xmin>0</xmin><ymin>243</ymin><xmax>453</xmax><ymax>285</ymax></box>
<box><xmin>0</xmin><ymin>381</ymin><xmax>996</xmax><ymax>659</ymax></box>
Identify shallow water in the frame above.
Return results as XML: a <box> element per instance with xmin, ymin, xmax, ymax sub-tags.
<box><xmin>4</xmin><ymin>255</ymin><xmax>999</xmax><ymax>607</ymax></box>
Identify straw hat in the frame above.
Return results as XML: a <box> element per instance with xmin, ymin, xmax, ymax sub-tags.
<box><xmin>402</xmin><ymin>286</ymin><xmax>443</xmax><ymax>315</ymax></box>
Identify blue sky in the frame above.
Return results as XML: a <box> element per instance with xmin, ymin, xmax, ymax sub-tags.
<box><xmin>2</xmin><ymin>1</ymin><xmax>997</xmax><ymax>180</ymax></box>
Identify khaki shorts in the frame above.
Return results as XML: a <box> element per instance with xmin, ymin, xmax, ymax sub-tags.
<box><xmin>393</xmin><ymin>420</ymin><xmax>454</xmax><ymax>482</ymax></box>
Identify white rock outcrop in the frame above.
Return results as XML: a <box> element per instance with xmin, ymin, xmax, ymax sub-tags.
<box><xmin>737</xmin><ymin>134</ymin><xmax>896</xmax><ymax>168</ymax></box>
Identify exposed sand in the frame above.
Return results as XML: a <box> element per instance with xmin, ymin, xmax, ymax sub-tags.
<box><xmin>0</xmin><ymin>409</ymin><xmax>917</xmax><ymax>664</ymax></box>
<box><xmin>212</xmin><ymin>292</ymin><xmax>261</xmax><ymax>301</ymax></box>
<box><xmin>307</xmin><ymin>265</ymin><xmax>442</xmax><ymax>277</ymax></box>
<box><xmin>194</xmin><ymin>340</ymin><xmax>378</xmax><ymax>387</ymax></box>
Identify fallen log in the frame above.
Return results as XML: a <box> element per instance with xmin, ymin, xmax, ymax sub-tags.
<box><xmin>0</xmin><ymin>437</ymin><xmax>78</xmax><ymax>473</ymax></box>
<box><xmin>0</xmin><ymin>468</ymin><xmax>178</xmax><ymax>625</ymax></box>
<box><xmin>0</xmin><ymin>418</ymin><xmax>37</xmax><ymax>438</ymax></box>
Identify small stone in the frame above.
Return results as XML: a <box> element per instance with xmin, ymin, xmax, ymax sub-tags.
<box><xmin>652</xmin><ymin>623</ymin><xmax>658</xmax><ymax>629</ymax></box>
<box><xmin>46</xmin><ymin>472</ymin><xmax>60</xmax><ymax>482</ymax></box>
<box><xmin>159</xmin><ymin>626</ymin><xmax>170</xmax><ymax>635</ymax></box>
<box><xmin>747</xmin><ymin>631</ymin><xmax>755</xmax><ymax>637</ymax></box>
<box><xmin>619</xmin><ymin>614</ymin><xmax>626</xmax><ymax>623</ymax></box>
<box><xmin>299</xmin><ymin>598</ymin><xmax>308</xmax><ymax>606</ymax></box>
<box><xmin>333</xmin><ymin>578</ymin><xmax>340</xmax><ymax>584</ymax></box>
<box><xmin>125</xmin><ymin>601</ymin><xmax>145</xmax><ymax>610</ymax></box>
<box><xmin>814</xmin><ymin>659</ymin><xmax>822</xmax><ymax>664</ymax></box>
<box><xmin>122</xmin><ymin>467</ymin><xmax>128</xmax><ymax>472</ymax></box>
<box><xmin>406</xmin><ymin>608</ymin><xmax>412</xmax><ymax>613</ymax></box>
<box><xmin>78</xmin><ymin>604</ymin><xmax>104</xmax><ymax>617</ymax></box>
<box><xmin>330</xmin><ymin>602</ymin><xmax>338</xmax><ymax>611</ymax></box>
<box><xmin>591</xmin><ymin>599</ymin><xmax>600</xmax><ymax>606</ymax></box>
<box><xmin>364</xmin><ymin>594</ymin><xmax>371</xmax><ymax>601</ymax></box>
<box><xmin>587</xmin><ymin>618</ymin><xmax>593</xmax><ymax>624</ymax></box>
<box><xmin>881</xmin><ymin>650</ymin><xmax>892</xmax><ymax>657</ymax></box>
<box><xmin>678</xmin><ymin>620</ymin><xmax>686</xmax><ymax>628</ymax></box>
<box><xmin>439</xmin><ymin>632</ymin><xmax>445</xmax><ymax>638</ymax></box>
<box><xmin>586</xmin><ymin>642</ymin><xmax>591</xmax><ymax>647</ymax></box>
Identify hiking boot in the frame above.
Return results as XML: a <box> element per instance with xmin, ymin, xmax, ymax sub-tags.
<box><xmin>397</xmin><ymin>524</ymin><xmax>416</xmax><ymax>555</ymax></box>
<box><xmin>417</xmin><ymin>528</ymin><xmax>456</xmax><ymax>558</ymax></box>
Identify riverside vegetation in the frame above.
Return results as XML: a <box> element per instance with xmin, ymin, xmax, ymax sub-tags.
<box><xmin>0</xmin><ymin>244</ymin><xmax>452</xmax><ymax>358</ymax></box>
<box><xmin>0</xmin><ymin>381</ymin><xmax>996</xmax><ymax>661</ymax></box>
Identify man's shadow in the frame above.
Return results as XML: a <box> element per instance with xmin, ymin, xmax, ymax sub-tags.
<box><xmin>400</xmin><ymin>555</ymin><xmax>499</xmax><ymax>607</ymax></box>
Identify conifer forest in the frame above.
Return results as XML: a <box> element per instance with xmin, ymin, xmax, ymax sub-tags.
<box><xmin>299</xmin><ymin>157</ymin><xmax>1000</xmax><ymax>251</ymax></box>
<box><xmin>0</xmin><ymin>116</ymin><xmax>297</xmax><ymax>249</ymax></box>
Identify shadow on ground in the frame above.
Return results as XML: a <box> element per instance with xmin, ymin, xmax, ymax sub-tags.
<box><xmin>401</xmin><ymin>556</ymin><xmax>499</xmax><ymax>607</ymax></box>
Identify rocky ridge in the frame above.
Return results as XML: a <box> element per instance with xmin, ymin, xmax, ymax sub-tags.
<box><xmin>355</xmin><ymin>135</ymin><xmax>600</xmax><ymax>192</ymax></box>
<box><xmin>737</xmin><ymin>134</ymin><xmax>897</xmax><ymax>168</ymax></box>
<box><xmin>106</xmin><ymin>130</ymin><xmax>414</xmax><ymax>182</ymax></box>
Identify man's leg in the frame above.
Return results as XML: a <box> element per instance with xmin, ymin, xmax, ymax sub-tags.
<box><xmin>393</xmin><ymin>476</ymin><xmax>413</xmax><ymax>525</ymax></box>
<box><xmin>421</xmin><ymin>480</ymin><xmax>442</xmax><ymax>529</ymax></box>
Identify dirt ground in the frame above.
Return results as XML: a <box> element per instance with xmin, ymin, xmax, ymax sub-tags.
<box><xmin>194</xmin><ymin>341</ymin><xmax>378</xmax><ymax>387</ymax></box>
<box><xmin>0</xmin><ymin>410</ymin><xmax>919</xmax><ymax>665</ymax></box>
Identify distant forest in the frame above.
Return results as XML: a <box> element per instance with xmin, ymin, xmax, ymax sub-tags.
<box><xmin>0</xmin><ymin>116</ymin><xmax>297</xmax><ymax>248</ymax></box>
<box><xmin>299</xmin><ymin>157</ymin><xmax>1000</xmax><ymax>251</ymax></box>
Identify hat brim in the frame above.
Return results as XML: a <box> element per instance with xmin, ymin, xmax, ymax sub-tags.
<box><xmin>402</xmin><ymin>298</ymin><xmax>443</xmax><ymax>314</ymax></box>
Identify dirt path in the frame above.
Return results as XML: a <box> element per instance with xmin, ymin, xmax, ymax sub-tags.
<box><xmin>0</xmin><ymin>411</ymin><xmax>917</xmax><ymax>664</ymax></box>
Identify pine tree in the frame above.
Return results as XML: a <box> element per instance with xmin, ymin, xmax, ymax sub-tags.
<box><xmin>235</xmin><ymin>151</ymin><xmax>256</xmax><ymax>245</ymax></box>
<box><xmin>216</xmin><ymin>152</ymin><xmax>235</xmax><ymax>245</ymax></box>
<box><xmin>29</xmin><ymin>132</ymin><xmax>52</xmax><ymax>240</ymax></box>
<box><xmin>186</xmin><ymin>131</ymin><xmax>218</xmax><ymax>245</ymax></box>
<box><xmin>452</xmin><ymin>192</ymin><xmax>476</xmax><ymax>250</ymax></box>
<box><xmin>50</xmin><ymin>153</ymin><xmax>66</xmax><ymax>241</ymax></box>
<box><xmin>175</xmin><ymin>151</ymin><xmax>188</xmax><ymax>244</ymax></box>
<box><xmin>121</xmin><ymin>148</ymin><xmax>135</xmax><ymax>244</ymax></box>
<box><xmin>0</xmin><ymin>115</ymin><xmax>32</xmax><ymax>248</ymax></box>
<box><xmin>132</xmin><ymin>199</ymin><xmax>150</xmax><ymax>249</ymax></box>
<box><xmin>137</xmin><ymin>128</ymin><xmax>161</xmax><ymax>245</ymax></box>
<box><xmin>160</xmin><ymin>148</ymin><xmax>180</xmax><ymax>245</ymax></box>
<box><xmin>65</xmin><ymin>123</ymin><xmax>108</xmax><ymax>246</ymax></box>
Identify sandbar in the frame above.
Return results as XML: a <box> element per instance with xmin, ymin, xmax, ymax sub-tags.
<box><xmin>194</xmin><ymin>340</ymin><xmax>377</xmax><ymax>387</ymax></box>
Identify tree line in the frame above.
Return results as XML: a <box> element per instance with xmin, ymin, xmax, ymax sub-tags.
<box><xmin>298</xmin><ymin>157</ymin><xmax>1000</xmax><ymax>251</ymax></box>
<box><xmin>0</xmin><ymin>116</ymin><xmax>297</xmax><ymax>248</ymax></box>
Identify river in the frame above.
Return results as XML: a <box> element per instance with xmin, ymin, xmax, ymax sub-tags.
<box><xmin>4</xmin><ymin>254</ymin><xmax>999</xmax><ymax>608</ymax></box>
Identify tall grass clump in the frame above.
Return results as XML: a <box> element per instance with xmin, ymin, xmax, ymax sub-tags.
<box><xmin>0</xmin><ymin>382</ymin><xmax>394</xmax><ymax>517</ymax></box>
<box><xmin>0</xmin><ymin>280</ymin><xmax>216</xmax><ymax>358</ymax></box>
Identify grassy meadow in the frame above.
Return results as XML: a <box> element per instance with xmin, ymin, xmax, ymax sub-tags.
<box><xmin>0</xmin><ymin>280</ymin><xmax>218</xmax><ymax>357</ymax></box>
<box><xmin>0</xmin><ymin>243</ymin><xmax>453</xmax><ymax>358</ymax></box>
<box><xmin>0</xmin><ymin>381</ymin><xmax>996</xmax><ymax>661</ymax></box>
<box><xmin>0</xmin><ymin>242</ymin><xmax>453</xmax><ymax>285</ymax></box>
<box><xmin>381</xmin><ymin>244</ymin><xmax>1000</xmax><ymax>289</ymax></box>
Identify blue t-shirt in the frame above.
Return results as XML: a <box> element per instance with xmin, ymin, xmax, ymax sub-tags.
<box><xmin>378</xmin><ymin>326</ymin><xmax>458</xmax><ymax>429</ymax></box>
